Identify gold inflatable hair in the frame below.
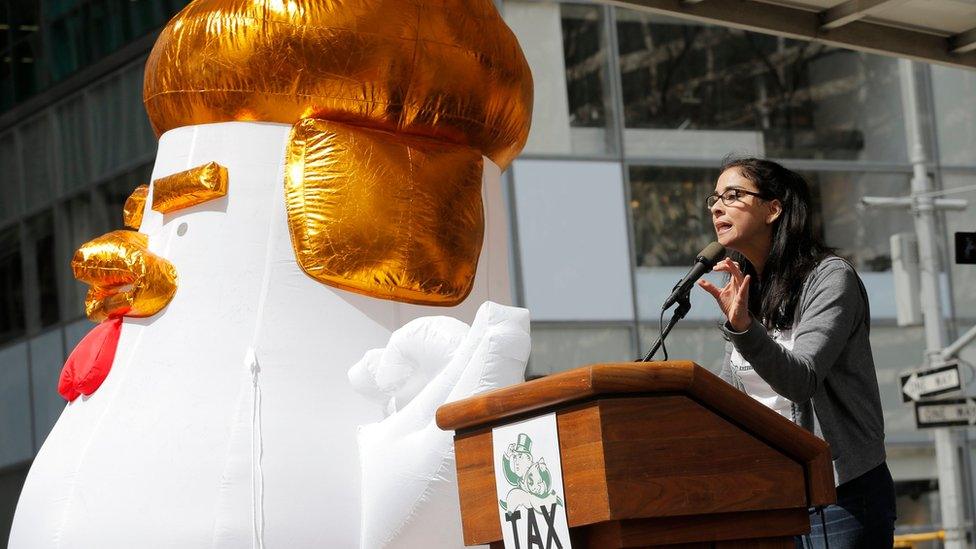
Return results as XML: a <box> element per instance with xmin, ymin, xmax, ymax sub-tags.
<box><xmin>144</xmin><ymin>0</ymin><xmax>533</xmax><ymax>306</ymax></box>
<box><xmin>144</xmin><ymin>0</ymin><xmax>532</xmax><ymax>169</ymax></box>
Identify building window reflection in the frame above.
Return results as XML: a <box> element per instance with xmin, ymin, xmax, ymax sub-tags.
<box><xmin>0</xmin><ymin>224</ymin><xmax>25</xmax><ymax>344</ymax></box>
<box><xmin>614</xmin><ymin>10</ymin><xmax>907</xmax><ymax>162</ymax></box>
<box><xmin>629</xmin><ymin>166</ymin><xmax>718</xmax><ymax>267</ymax></box>
<box><xmin>0</xmin><ymin>133</ymin><xmax>22</xmax><ymax>222</ymax></box>
<box><xmin>0</xmin><ymin>0</ymin><xmax>191</xmax><ymax>113</ymax></box>
<box><xmin>629</xmin><ymin>164</ymin><xmax>910</xmax><ymax>272</ymax></box>
<box><xmin>99</xmin><ymin>163</ymin><xmax>151</xmax><ymax>230</ymax></box>
<box><xmin>20</xmin><ymin>114</ymin><xmax>56</xmax><ymax>211</ymax></box>
<box><xmin>560</xmin><ymin>3</ymin><xmax>617</xmax><ymax>155</ymax></box>
<box><xmin>561</xmin><ymin>4</ymin><xmax>608</xmax><ymax>130</ymax></box>
<box><xmin>0</xmin><ymin>0</ymin><xmax>42</xmax><ymax>110</ymax></box>
<box><xmin>810</xmin><ymin>171</ymin><xmax>913</xmax><ymax>272</ymax></box>
<box><xmin>24</xmin><ymin>209</ymin><xmax>59</xmax><ymax>328</ymax></box>
<box><xmin>503</xmin><ymin>1</ymin><xmax>617</xmax><ymax>156</ymax></box>
<box><xmin>59</xmin><ymin>193</ymin><xmax>96</xmax><ymax>320</ymax></box>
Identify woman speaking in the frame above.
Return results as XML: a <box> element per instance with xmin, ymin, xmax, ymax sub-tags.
<box><xmin>696</xmin><ymin>157</ymin><xmax>896</xmax><ymax>548</ymax></box>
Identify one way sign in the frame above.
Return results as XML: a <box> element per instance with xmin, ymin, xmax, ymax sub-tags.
<box><xmin>915</xmin><ymin>398</ymin><xmax>976</xmax><ymax>428</ymax></box>
<box><xmin>900</xmin><ymin>362</ymin><xmax>962</xmax><ymax>402</ymax></box>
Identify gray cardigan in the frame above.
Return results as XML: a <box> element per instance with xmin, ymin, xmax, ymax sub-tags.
<box><xmin>719</xmin><ymin>256</ymin><xmax>886</xmax><ymax>486</ymax></box>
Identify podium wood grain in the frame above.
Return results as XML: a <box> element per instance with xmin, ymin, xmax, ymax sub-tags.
<box><xmin>440</xmin><ymin>362</ymin><xmax>835</xmax><ymax>548</ymax></box>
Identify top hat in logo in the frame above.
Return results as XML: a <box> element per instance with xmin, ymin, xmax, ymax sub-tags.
<box><xmin>502</xmin><ymin>433</ymin><xmax>535</xmax><ymax>486</ymax></box>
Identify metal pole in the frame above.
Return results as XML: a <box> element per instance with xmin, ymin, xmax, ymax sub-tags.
<box><xmin>899</xmin><ymin>58</ymin><xmax>969</xmax><ymax>548</ymax></box>
<box><xmin>943</xmin><ymin>324</ymin><xmax>976</xmax><ymax>362</ymax></box>
<box><xmin>860</xmin><ymin>196</ymin><xmax>968</xmax><ymax>210</ymax></box>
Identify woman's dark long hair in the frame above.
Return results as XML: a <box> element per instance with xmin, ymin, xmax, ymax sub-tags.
<box><xmin>721</xmin><ymin>156</ymin><xmax>833</xmax><ymax>331</ymax></box>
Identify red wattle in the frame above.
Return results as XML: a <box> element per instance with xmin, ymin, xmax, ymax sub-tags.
<box><xmin>58</xmin><ymin>317</ymin><xmax>124</xmax><ymax>402</ymax></box>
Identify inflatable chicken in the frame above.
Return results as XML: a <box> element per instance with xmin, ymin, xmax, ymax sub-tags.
<box><xmin>9</xmin><ymin>1</ymin><xmax>533</xmax><ymax>547</ymax></box>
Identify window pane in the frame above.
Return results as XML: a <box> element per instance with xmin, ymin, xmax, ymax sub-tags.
<box><xmin>561</xmin><ymin>4</ymin><xmax>616</xmax><ymax>155</ymax></box>
<box><xmin>871</xmin><ymin>325</ymin><xmax>927</xmax><ymax>443</ymax></box>
<box><xmin>931</xmin><ymin>65</ymin><xmax>976</xmax><ymax>166</ymax></box>
<box><xmin>943</xmin><ymin>173</ymin><xmax>976</xmax><ymax>319</ymax></box>
<box><xmin>0</xmin><ymin>0</ymin><xmax>10</xmax><ymax>107</ymax></box>
<box><xmin>503</xmin><ymin>1</ymin><xmax>617</xmax><ymax>156</ymax></box>
<box><xmin>47</xmin><ymin>10</ymin><xmax>87</xmax><ymax>82</ymax></box>
<box><xmin>0</xmin><ymin>47</ymin><xmax>13</xmax><ymax>111</ymax></box>
<box><xmin>813</xmin><ymin>171</ymin><xmax>913</xmax><ymax>272</ymax></box>
<box><xmin>0</xmin><ymin>342</ymin><xmax>32</xmax><ymax>467</ymax></box>
<box><xmin>629</xmin><ymin>166</ymin><xmax>905</xmax><ymax>272</ymax></box>
<box><xmin>64</xmin><ymin>317</ymin><xmax>93</xmax><ymax>351</ymax></box>
<box><xmin>25</xmin><ymin>210</ymin><xmax>60</xmax><ymax>328</ymax></box>
<box><xmin>59</xmin><ymin>194</ymin><xmax>99</xmax><ymax>321</ymax></box>
<box><xmin>89</xmin><ymin>68</ymin><xmax>156</xmax><ymax>177</ymax></box>
<box><xmin>99</xmin><ymin>162</ymin><xmax>153</xmax><ymax>230</ymax></box>
<box><xmin>9</xmin><ymin>0</ymin><xmax>42</xmax><ymax>103</ymax></box>
<box><xmin>88</xmin><ymin>74</ymin><xmax>124</xmax><ymax>176</ymax></box>
<box><xmin>637</xmin><ymin>323</ymin><xmax>727</xmax><ymax>373</ymax></box>
<box><xmin>629</xmin><ymin>165</ymin><xmax>717</xmax><ymax>268</ymax></box>
<box><xmin>121</xmin><ymin>63</ymin><xmax>158</xmax><ymax>158</ymax></box>
<box><xmin>614</xmin><ymin>9</ymin><xmax>907</xmax><ymax>162</ymax></box>
<box><xmin>12</xmin><ymin>35</ymin><xmax>44</xmax><ymax>103</ymax></box>
<box><xmin>528</xmin><ymin>324</ymin><xmax>634</xmax><ymax>378</ymax></box>
<box><xmin>5</xmin><ymin>0</ymin><xmax>191</xmax><ymax>109</ymax></box>
<box><xmin>29</xmin><ymin>329</ymin><xmax>65</xmax><ymax>449</ymax></box>
<box><xmin>64</xmin><ymin>318</ymin><xmax>95</xmax><ymax>348</ymax></box>
<box><xmin>89</xmin><ymin>0</ymin><xmax>125</xmax><ymax>60</ymax></box>
<box><xmin>124</xmin><ymin>0</ymin><xmax>166</xmax><ymax>46</ymax></box>
<box><xmin>11</xmin><ymin>0</ymin><xmax>41</xmax><ymax>28</ymax></box>
<box><xmin>20</xmin><ymin>115</ymin><xmax>57</xmax><ymax>210</ymax></box>
<box><xmin>56</xmin><ymin>95</ymin><xmax>91</xmax><ymax>192</ymax></box>
<box><xmin>0</xmin><ymin>133</ymin><xmax>22</xmax><ymax>222</ymax></box>
<box><xmin>44</xmin><ymin>0</ymin><xmax>88</xmax><ymax>20</ymax></box>
<box><xmin>512</xmin><ymin>160</ymin><xmax>634</xmax><ymax>321</ymax></box>
<box><xmin>0</xmin><ymin>225</ymin><xmax>25</xmax><ymax>344</ymax></box>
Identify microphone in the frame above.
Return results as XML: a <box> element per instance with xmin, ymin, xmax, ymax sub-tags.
<box><xmin>661</xmin><ymin>242</ymin><xmax>726</xmax><ymax>310</ymax></box>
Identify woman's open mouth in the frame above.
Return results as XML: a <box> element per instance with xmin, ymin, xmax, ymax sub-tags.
<box><xmin>715</xmin><ymin>220</ymin><xmax>733</xmax><ymax>235</ymax></box>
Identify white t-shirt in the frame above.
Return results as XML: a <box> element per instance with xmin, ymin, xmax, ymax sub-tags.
<box><xmin>730</xmin><ymin>327</ymin><xmax>796</xmax><ymax>420</ymax></box>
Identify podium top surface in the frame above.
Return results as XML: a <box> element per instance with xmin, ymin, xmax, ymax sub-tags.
<box><xmin>437</xmin><ymin>361</ymin><xmax>830</xmax><ymax>466</ymax></box>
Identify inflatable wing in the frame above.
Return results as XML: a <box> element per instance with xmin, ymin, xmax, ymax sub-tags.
<box><xmin>352</xmin><ymin>302</ymin><xmax>530</xmax><ymax>548</ymax></box>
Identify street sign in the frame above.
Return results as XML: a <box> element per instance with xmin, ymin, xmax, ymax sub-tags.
<box><xmin>901</xmin><ymin>361</ymin><xmax>962</xmax><ymax>402</ymax></box>
<box><xmin>915</xmin><ymin>398</ymin><xmax>976</xmax><ymax>429</ymax></box>
<box><xmin>957</xmin><ymin>232</ymin><xmax>976</xmax><ymax>264</ymax></box>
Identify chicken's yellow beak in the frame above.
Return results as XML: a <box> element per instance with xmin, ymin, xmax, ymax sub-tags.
<box><xmin>72</xmin><ymin>231</ymin><xmax>178</xmax><ymax>321</ymax></box>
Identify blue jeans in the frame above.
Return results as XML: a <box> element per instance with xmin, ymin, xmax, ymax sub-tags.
<box><xmin>796</xmin><ymin>462</ymin><xmax>897</xmax><ymax>549</ymax></box>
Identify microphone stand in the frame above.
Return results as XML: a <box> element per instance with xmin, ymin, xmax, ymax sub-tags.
<box><xmin>640</xmin><ymin>289</ymin><xmax>691</xmax><ymax>362</ymax></box>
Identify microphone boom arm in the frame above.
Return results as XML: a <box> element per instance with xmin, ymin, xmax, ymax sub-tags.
<box><xmin>640</xmin><ymin>288</ymin><xmax>692</xmax><ymax>362</ymax></box>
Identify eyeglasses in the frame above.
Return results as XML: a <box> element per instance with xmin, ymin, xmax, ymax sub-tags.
<box><xmin>705</xmin><ymin>188</ymin><xmax>768</xmax><ymax>209</ymax></box>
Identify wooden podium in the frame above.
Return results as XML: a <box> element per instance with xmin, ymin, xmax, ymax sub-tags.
<box><xmin>436</xmin><ymin>361</ymin><xmax>836</xmax><ymax>548</ymax></box>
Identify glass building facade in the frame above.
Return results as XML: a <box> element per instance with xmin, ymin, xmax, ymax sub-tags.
<box><xmin>0</xmin><ymin>0</ymin><xmax>974</xmax><ymax>540</ymax></box>
<box><xmin>0</xmin><ymin>0</ymin><xmax>188</xmax><ymax>110</ymax></box>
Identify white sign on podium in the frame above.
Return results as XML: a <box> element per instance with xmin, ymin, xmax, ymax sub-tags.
<box><xmin>492</xmin><ymin>413</ymin><xmax>573</xmax><ymax>549</ymax></box>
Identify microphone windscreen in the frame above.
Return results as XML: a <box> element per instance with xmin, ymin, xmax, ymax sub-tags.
<box><xmin>698</xmin><ymin>242</ymin><xmax>726</xmax><ymax>266</ymax></box>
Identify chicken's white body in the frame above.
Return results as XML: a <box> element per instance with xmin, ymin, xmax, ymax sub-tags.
<box><xmin>10</xmin><ymin>122</ymin><xmax>519</xmax><ymax>548</ymax></box>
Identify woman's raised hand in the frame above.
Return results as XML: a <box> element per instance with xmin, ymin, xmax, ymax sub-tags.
<box><xmin>697</xmin><ymin>258</ymin><xmax>752</xmax><ymax>332</ymax></box>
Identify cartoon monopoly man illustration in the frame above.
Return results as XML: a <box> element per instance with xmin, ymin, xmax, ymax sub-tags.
<box><xmin>500</xmin><ymin>434</ymin><xmax>564</xmax><ymax>514</ymax></box>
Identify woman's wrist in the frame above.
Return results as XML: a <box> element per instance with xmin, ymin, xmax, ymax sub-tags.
<box><xmin>730</xmin><ymin>314</ymin><xmax>752</xmax><ymax>332</ymax></box>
